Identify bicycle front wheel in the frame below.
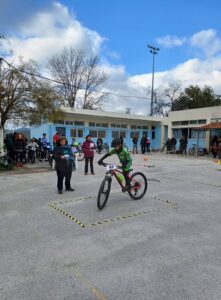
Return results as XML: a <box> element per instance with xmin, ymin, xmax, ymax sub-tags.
<box><xmin>128</xmin><ymin>172</ymin><xmax>147</xmax><ymax>200</ymax></box>
<box><xmin>189</xmin><ymin>148</ymin><xmax>195</xmax><ymax>155</ymax></box>
<box><xmin>77</xmin><ymin>152</ymin><xmax>85</xmax><ymax>161</ymax></box>
<box><xmin>97</xmin><ymin>177</ymin><xmax>111</xmax><ymax>210</ymax></box>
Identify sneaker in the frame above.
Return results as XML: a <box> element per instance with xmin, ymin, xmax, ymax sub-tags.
<box><xmin>91</xmin><ymin>172</ymin><xmax>95</xmax><ymax>175</ymax></box>
<box><xmin>58</xmin><ymin>190</ymin><xmax>62</xmax><ymax>194</ymax></box>
<box><xmin>84</xmin><ymin>173</ymin><xmax>88</xmax><ymax>175</ymax></box>
<box><xmin>66</xmin><ymin>187</ymin><xmax>74</xmax><ymax>191</ymax></box>
<box><xmin>122</xmin><ymin>185</ymin><xmax>130</xmax><ymax>193</ymax></box>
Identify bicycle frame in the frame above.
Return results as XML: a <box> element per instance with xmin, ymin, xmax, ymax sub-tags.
<box><xmin>105</xmin><ymin>167</ymin><xmax>141</xmax><ymax>192</ymax></box>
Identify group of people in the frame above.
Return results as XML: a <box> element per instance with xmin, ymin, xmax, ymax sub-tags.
<box><xmin>53</xmin><ymin>134</ymin><xmax>132</xmax><ymax>194</ymax></box>
<box><xmin>4</xmin><ymin>132</ymin><xmax>52</xmax><ymax>167</ymax></box>
<box><xmin>132</xmin><ymin>135</ymin><xmax>151</xmax><ymax>154</ymax></box>
<box><xmin>164</xmin><ymin>136</ymin><xmax>188</xmax><ymax>154</ymax></box>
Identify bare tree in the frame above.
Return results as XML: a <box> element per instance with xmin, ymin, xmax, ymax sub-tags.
<box><xmin>47</xmin><ymin>47</ymin><xmax>109</xmax><ymax>109</ymax></box>
<box><xmin>0</xmin><ymin>58</ymin><xmax>62</xmax><ymax>129</ymax></box>
<box><xmin>152</xmin><ymin>82</ymin><xmax>182</xmax><ymax>116</ymax></box>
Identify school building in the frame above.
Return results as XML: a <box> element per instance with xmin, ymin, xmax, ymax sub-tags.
<box><xmin>31</xmin><ymin>106</ymin><xmax>221</xmax><ymax>151</ymax></box>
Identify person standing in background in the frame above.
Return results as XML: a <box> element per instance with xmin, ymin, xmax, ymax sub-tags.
<box><xmin>53</xmin><ymin>136</ymin><xmax>74</xmax><ymax>194</ymax></box>
<box><xmin>82</xmin><ymin>135</ymin><xmax>96</xmax><ymax>175</ymax></box>
<box><xmin>132</xmin><ymin>135</ymin><xmax>138</xmax><ymax>154</ymax></box>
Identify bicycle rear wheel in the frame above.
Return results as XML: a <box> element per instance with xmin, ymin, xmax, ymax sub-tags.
<box><xmin>97</xmin><ymin>177</ymin><xmax>111</xmax><ymax>210</ymax></box>
<box><xmin>128</xmin><ymin>172</ymin><xmax>147</xmax><ymax>200</ymax></box>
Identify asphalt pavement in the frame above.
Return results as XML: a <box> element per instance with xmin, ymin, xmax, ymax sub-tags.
<box><xmin>0</xmin><ymin>152</ymin><xmax>221</xmax><ymax>300</ymax></box>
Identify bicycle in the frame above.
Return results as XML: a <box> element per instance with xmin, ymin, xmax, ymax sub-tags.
<box><xmin>188</xmin><ymin>144</ymin><xmax>207</xmax><ymax>156</ymax></box>
<box><xmin>0</xmin><ymin>150</ymin><xmax>13</xmax><ymax>170</ymax></box>
<box><xmin>76</xmin><ymin>143</ymin><xmax>85</xmax><ymax>161</ymax></box>
<box><xmin>97</xmin><ymin>163</ymin><xmax>148</xmax><ymax>210</ymax></box>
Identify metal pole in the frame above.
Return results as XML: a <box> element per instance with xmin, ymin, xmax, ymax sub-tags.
<box><xmin>147</xmin><ymin>45</ymin><xmax>159</xmax><ymax>116</ymax></box>
<box><xmin>150</xmin><ymin>51</ymin><xmax>155</xmax><ymax>116</ymax></box>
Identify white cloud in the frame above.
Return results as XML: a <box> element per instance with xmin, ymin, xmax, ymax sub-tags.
<box><xmin>1</xmin><ymin>2</ymin><xmax>105</xmax><ymax>65</ymax></box>
<box><xmin>190</xmin><ymin>29</ymin><xmax>221</xmax><ymax>57</ymax></box>
<box><xmin>1</xmin><ymin>3</ymin><xmax>221</xmax><ymax>115</ymax></box>
<box><xmin>156</xmin><ymin>35</ymin><xmax>187</xmax><ymax>48</ymax></box>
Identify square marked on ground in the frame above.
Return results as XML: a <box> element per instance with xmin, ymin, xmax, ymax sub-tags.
<box><xmin>49</xmin><ymin>192</ymin><xmax>177</xmax><ymax>228</ymax></box>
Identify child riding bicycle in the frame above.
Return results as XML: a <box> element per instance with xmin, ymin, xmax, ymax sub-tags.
<box><xmin>98</xmin><ymin>138</ymin><xmax>132</xmax><ymax>192</ymax></box>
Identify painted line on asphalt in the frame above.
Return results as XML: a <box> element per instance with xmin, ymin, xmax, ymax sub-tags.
<box><xmin>48</xmin><ymin>193</ymin><xmax>177</xmax><ymax>228</ymax></box>
<box><xmin>162</xmin><ymin>175</ymin><xmax>221</xmax><ymax>189</ymax></box>
<box><xmin>74</xmin><ymin>269</ymin><xmax>108</xmax><ymax>300</ymax></box>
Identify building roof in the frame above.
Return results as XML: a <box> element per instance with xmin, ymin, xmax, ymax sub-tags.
<box><xmin>198</xmin><ymin>122</ymin><xmax>221</xmax><ymax>130</ymax></box>
<box><xmin>61</xmin><ymin>107</ymin><xmax>163</xmax><ymax>123</ymax></box>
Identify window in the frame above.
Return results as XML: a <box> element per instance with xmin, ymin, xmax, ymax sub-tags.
<box><xmin>189</xmin><ymin>129</ymin><xmax>206</xmax><ymax>139</ymax></box>
<box><xmin>130</xmin><ymin>132</ymin><xmax>139</xmax><ymax>138</ymax></box>
<box><xmin>102</xmin><ymin>123</ymin><xmax>109</xmax><ymax>128</ymax></box>
<box><xmin>142</xmin><ymin>126</ymin><xmax>148</xmax><ymax>130</ymax></box>
<box><xmin>120</xmin><ymin>131</ymin><xmax>126</xmax><ymax>138</ymax></box>
<box><xmin>96</xmin><ymin>123</ymin><xmax>101</xmax><ymax>127</ymax></box>
<box><xmin>121</xmin><ymin>124</ymin><xmax>127</xmax><ymax>128</ymax></box>
<box><xmin>78</xmin><ymin>129</ymin><xmax>83</xmax><ymax>138</ymax></box>
<box><xmin>142</xmin><ymin>131</ymin><xmax>148</xmax><ymax>137</ymax></box>
<box><xmin>56</xmin><ymin>127</ymin><xmax>66</xmax><ymax>136</ymax></box>
<box><xmin>173</xmin><ymin>129</ymin><xmax>182</xmax><ymax>139</ymax></box>
<box><xmin>137</xmin><ymin>126</ymin><xmax>142</xmax><ymax>129</ymax></box>
<box><xmin>65</xmin><ymin>121</ymin><xmax>73</xmax><ymax>125</ymax></box>
<box><xmin>189</xmin><ymin>120</ymin><xmax>198</xmax><ymax>124</ymax></box>
<box><xmin>70</xmin><ymin>129</ymin><xmax>77</xmax><ymax>138</ymax></box>
<box><xmin>152</xmin><ymin>126</ymin><xmax>156</xmax><ymax>139</ymax></box>
<box><xmin>112</xmin><ymin>131</ymin><xmax>119</xmax><ymax>139</ymax></box>
<box><xmin>198</xmin><ymin>119</ymin><xmax>206</xmax><ymax>124</ymax></box>
<box><xmin>111</xmin><ymin>124</ymin><xmax>116</xmax><ymax>128</ymax></box>
<box><xmin>131</xmin><ymin>125</ymin><xmax>136</xmax><ymax>129</ymax></box>
<box><xmin>181</xmin><ymin>121</ymin><xmax>189</xmax><ymax>125</ymax></box>
<box><xmin>172</xmin><ymin>121</ymin><xmax>181</xmax><ymax>126</ymax></box>
<box><xmin>54</xmin><ymin>120</ymin><xmax>64</xmax><ymax>124</ymax></box>
<box><xmin>89</xmin><ymin>130</ymin><xmax>98</xmax><ymax>138</ymax></box>
<box><xmin>112</xmin><ymin>131</ymin><xmax>126</xmax><ymax>138</ymax></box>
<box><xmin>89</xmin><ymin>122</ymin><xmax>95</xmax><ymax>127</ymax></box>
<box><xmin>98</xmin><ymin>131</ymin><xmax>106</xmax><ymax>138</ymax></box>
<box><xmin>70</xmin><ymin>129</ymin><xmax>84</xmax><ymax>138</ymax></box>
<box><xmin>74</xmin><ymin>121</ymin><xmax>84</xmax><ymax>126</ymax></box>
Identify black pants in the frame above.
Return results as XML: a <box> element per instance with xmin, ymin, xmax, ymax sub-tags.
<box><xmin>141</xmin><ymin>145</ymin><xmax>146</xmax><ymax>154</ymax></box>
<box><xmin>85</xmin><ymin>157</ymin><xmax>94</xmax><ymax>174</ymax></box>
<box><xmin>56</xmin><ymin>169</ymin><xmax>72</xmax><ymax>191</ymax></box>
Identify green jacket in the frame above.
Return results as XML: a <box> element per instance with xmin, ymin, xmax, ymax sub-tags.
<box><xmin>109</xmin><ymin>147</ymin><xmax>132</xmax><ymax>172</ymax></box>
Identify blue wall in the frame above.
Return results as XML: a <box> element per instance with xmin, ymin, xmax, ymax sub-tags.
<box><xmin>30</xmin><ymin>123</ymin><xmax>162</xmax><ymax>150</ymax></box>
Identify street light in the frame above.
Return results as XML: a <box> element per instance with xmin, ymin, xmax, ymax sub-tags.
<box><xmin>147</xmin><ymin>44</ymin><xmax>159</xmax><ymax>116</ymax></box>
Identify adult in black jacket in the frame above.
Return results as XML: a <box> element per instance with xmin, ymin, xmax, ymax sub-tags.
<box><xmin>53</xmin><ymin>137</ymin><xmax>74</xmax><ymax>194</ymax></box>
<box><xmin>140</xmin><ymin>135</ymin><xmax>147</xmax><ymax>154</ymax></box>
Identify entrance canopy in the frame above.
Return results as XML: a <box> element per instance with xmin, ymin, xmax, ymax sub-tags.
<box><xmin>197</xmin><ymin>122</ymin><xmax>221</xmax><ymax>130</ymax></box>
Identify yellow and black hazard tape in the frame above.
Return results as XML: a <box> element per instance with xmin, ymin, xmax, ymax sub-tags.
<box><xmin>48</xmin><ymin>204</ymin><xmax>85</xmax><ymax>228</ymax></box>
<box><xmin>149</xmin><ymin>194</ymin><xmax>177</xmax><ymax>209</ymax></box>
<box><xmin>48</xmin><ymin>193</ymin><xmax>177</xmax><ymax>228</ymax></box>
<box><xmin>51</xmin><ymin>191</ymin><xmax>122</xmax><ymax>206</ymax></box>
<box><xmin>87</xmin><ymin>207</ymin><xmax>167</xmax><ymax>227</ymax></box>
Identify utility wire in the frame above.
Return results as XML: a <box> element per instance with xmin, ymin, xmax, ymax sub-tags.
<box><xmin>0</xmin><ymin>57</ymin><xmax>151</xmax><ymax>101</ymax></box>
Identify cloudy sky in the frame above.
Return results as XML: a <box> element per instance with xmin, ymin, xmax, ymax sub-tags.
<box><xmin>1</xmin><ymin>0</ymin><xmax>221</xmax><ymax>115</ymax></box>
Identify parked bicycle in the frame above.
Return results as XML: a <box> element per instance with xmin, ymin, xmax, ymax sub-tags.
<box><xmin>97</xmin><ymin>163</ymin><xmax>148</xmax><ymax>210</ymax></box>
<box><xmin>0</xmin><ymin>150</ymin><xmax>13</xmax><ymax>170</ymax></box>
<box><xmin>188</xmin><ymin>144</ymin><xmax>208</xmax><ymax>156</ymax></box>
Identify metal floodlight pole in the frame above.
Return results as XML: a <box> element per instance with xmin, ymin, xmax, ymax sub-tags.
<box><xmin>147</xmin><ymin>44</ymin><xmax>159</xmax><ymax>116</ymax></box>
